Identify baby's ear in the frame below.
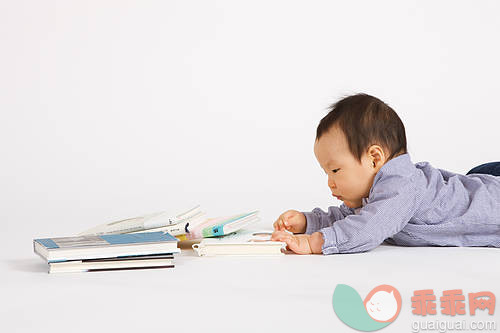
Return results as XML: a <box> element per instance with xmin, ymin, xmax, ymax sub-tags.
<box><xmin>366</xmin><ymin>144</ymin><xmax>387</xmax><ymax>171</ymax></box>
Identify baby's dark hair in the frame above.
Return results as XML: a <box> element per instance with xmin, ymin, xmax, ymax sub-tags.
<box><xmin>316</xmin><ymin>93</ymin><xmax>407</xmax><ymax>162</ymax></box>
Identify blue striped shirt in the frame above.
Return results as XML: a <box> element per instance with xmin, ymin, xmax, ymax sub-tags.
<box><xmin>303</xmin><ymin>153</ymin><xmax>500</xmax><ymax>254</ymax></box>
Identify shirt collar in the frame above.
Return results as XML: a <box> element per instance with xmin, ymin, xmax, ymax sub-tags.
<box><xmin>369</xmin><ymin>153</ymin><xmax>414</xmax><ymax>195</ymax></box>
<box><xmin>374</xmin><ymin>153</ymin><xmax>413</xmax><ymax>179</ymax></box>
<box><xmin>355</xmin><ymin>153</ymin><xmax>413</xmax><ymax>213</ymax></box>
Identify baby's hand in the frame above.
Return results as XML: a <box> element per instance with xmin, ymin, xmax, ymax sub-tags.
<box><xmin>272</xmin><ymin>210</ymin><xmax>306</xmax><ymax>233</ymax></box>
<box><xmin>271</xmin><ymin>231</ymin><xmax>312</xmax><ymax>254</ymax></box>
<box><xmin>271</xmin><ymin>231</ymin><xmax>325</xmax><ymax>255</ymax></box>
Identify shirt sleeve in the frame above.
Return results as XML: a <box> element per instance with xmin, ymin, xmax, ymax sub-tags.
<box><xmin>302</xmin><ymin>204</ymin><xmax>355</xmax><ymax>234</ymax></box>
<box><xmin>319</xmin><ymin>176</ymin><xmax>420</xmax><ymax>254</ymax></box>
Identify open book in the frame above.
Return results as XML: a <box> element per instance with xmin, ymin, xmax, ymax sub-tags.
<box><xmin>192</xmin><ymin>230</ymin><xmax>286</xmax><ymax>256</ymax></box>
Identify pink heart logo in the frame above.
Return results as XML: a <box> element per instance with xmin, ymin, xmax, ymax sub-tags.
<box><xmin>363</xmin><ymin>284</ymin><xmax>402</xmax><ymax>323</ymax></box>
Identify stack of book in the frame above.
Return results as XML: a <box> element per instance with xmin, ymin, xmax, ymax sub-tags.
<box><xmin>33</xmin><ymin>205</ymin><xmax>270</xmax><ymax>272</ymax></box>
<box><xmin>168</xmin><ymin>210</ymin><xmax>261</xmax><ymax>240</ymax></box>
<box><xmin>33</xmin><ymin>231</ymin><xmax>179</xmax><ymax>274</ymax></box>
<box><xmin>77</xmin><ymin>204</ymin><xmax>262</xmax><ymax>241</ymax></box>
<box><xmin>77</xmin><ymin>205</ymin><xmax>205</xmax><ymax>237</ymax></box>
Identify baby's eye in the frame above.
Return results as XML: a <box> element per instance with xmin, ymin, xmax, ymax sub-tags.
<box><xmin>332</xmin><ymin>168</ymin><xmax>340</xmax><ymax>173</ymax></box>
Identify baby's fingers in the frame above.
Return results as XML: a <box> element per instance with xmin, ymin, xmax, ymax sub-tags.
<box><xmin>273</xmin><ymin>219</ymin><xmax>283</xmax><ymax>231</ymax></box>
<box><xmin>272</xmin><ymin>220</ymin><xmax>279</xmax><ymax>230</ymax></box>
<box><xmin>282</xmin><ymin>218</ymin><xmax>291</xmax><ymax>231</ymax></box>
<box><xmin>271</xmin><ymin>230</ymin><xmax>286</xmax><ymax>240</ymax></box>
<box><xmin>273</xmin><ymin>218</ymin><xmax>289</xmax><ymax>231</ymax></box>
<box><xmin>271</xmin><ymin>231</ymin><xmax>296</xmax><ymax>248</ymax></box>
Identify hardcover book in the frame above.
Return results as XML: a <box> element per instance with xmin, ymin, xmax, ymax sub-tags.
<box><xmin>48</xmin><ymin>254</ymin><xmax>175</xmax><ymax>273</ymax></box>
<box><xmin>34</xmin><ymin>231</ymin><xmax>179</xmax><ymax>262</ymax></box>
<box><xmin>192</xmin><ymin>230</ymin><xmax>286</xmax><ymax>256</ymax></box>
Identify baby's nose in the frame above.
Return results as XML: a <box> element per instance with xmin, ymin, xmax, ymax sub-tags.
<box><xmin>327</xmin><ymin>175</ymin><xmax>336</xmax><ymax>189</ymax></box>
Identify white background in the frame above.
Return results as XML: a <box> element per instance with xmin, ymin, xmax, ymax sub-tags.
<box><xmin>1</xmin><ymin>1</ymin><xmax>499</xmax><ymax>332</ymax></box>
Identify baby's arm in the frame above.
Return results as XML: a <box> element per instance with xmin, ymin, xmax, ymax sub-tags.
<box><xmin>302</xmin><ymin>204</ymin><xmax>355</xmax><ymax>234</ymax></box>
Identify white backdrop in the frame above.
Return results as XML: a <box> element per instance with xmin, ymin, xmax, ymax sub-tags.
<box><xmin>1</xmin><ymin>1</ymin><xmax>499</xmax><ymax>332</ymax></box>
<box><xmin>2</xmin><ymin>0</ymin><xmax>500</xmax><ymax>238</ymax></box>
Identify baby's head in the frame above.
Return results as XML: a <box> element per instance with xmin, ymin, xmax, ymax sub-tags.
<box><xmin>314</xmin><ymin>94</ymin><xmax>407</xmax><ymax>208</ymax></box>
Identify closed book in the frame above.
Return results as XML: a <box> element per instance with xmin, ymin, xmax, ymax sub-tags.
<box><xmin>192</xmin><ymin>230</ymin><xmax>286</xmax><ymax>256</ymax></box>
<box><xmin>48</xmin><ymin>254</ymin><xmax>175</xmax><ymax>274</ymax></box>
<box><xmin>201</xmin><ymin>211</ymin><xmax>260</xmax><ymax>237</ymax></box>
<box><xmin>186</xmin><ymin>211</ymin><xmax>260</xmax><ymax>239</ymax></box>
<box><xmin>34</xmin><ymin>231</ymin><xmax>179</xmax><ymax>262</ymax></box>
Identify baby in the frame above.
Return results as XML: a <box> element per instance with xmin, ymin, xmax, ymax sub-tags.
<box><xmin>271</xmin><ymin>93</ymin><xmax>500</xmax><ymax>255</ymax></box>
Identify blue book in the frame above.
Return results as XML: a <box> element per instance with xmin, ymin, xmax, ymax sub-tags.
<box><xmin>34</xmin><ymin>231</ymin><xmax>179</xmax><ymax>263</ymax></box>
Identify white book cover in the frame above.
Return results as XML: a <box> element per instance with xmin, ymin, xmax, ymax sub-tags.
<box><xmin>192</xmin><ymin>230</ymin><xmax>286</xmax><ymax>256</ymax></box>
